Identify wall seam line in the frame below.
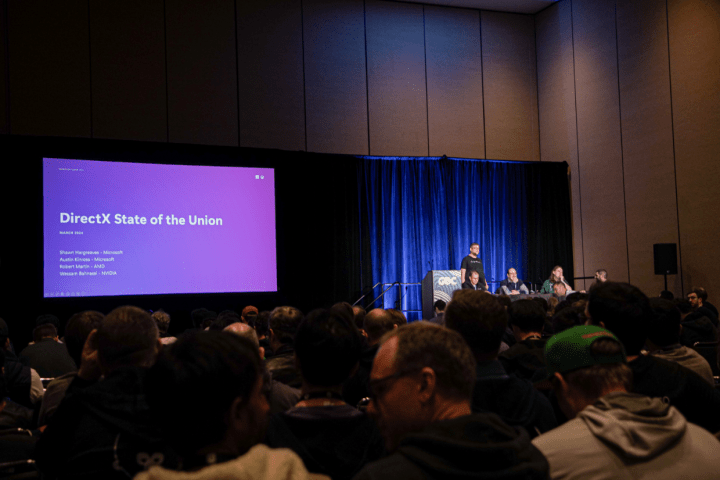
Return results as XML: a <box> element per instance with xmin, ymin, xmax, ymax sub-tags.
<box><xmin>614</xmin><ymin>1</ymin><xmax>630</xmax><ymax>283</ymax></box>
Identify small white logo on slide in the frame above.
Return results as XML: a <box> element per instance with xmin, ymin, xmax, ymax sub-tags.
<box><xmin>255</xmin><ymin>175</ymin><xmax>259</xmax><ymax>179</ymax></box>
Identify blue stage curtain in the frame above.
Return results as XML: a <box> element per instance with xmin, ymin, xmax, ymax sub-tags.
<box><xmin>358</xmin><ymin>156</ymin><xmax>572</xmax><ymax>319</ymax></box>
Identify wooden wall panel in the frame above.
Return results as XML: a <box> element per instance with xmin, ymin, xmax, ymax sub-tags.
<box><xmin>536</xmin><ymin>0</ymin><xmax>584</xmax><ymax>288</ymax></box>
<box><xmin>425</xmin><ymin>6</ymin><xmax>484</xmax><ymax>159</ymax></box>
<box><xmin>7</xmin><ymin>0</ymin><xmax>91</xmax><ymax>137</ymax></box>
<box><xmin>366</xmin><ymin>0</ymin><xmax>428</xmax><ymax>156</ymax></box>
<box><xmin>617</xmin><ymin>0</ymin><xmax>680</xmax><ymax>295</ymax></box>
<box><xmin>572</xmin><ymin>0</ymin><xmax>629</xmax><ymax>284</ymax></box>
<box><xmin>481</xmin><ymin>11</ymin><xmax>539</xmax><ymax>161</ymax></box>
<box><xmin>303</xmin><ymin>0</ymin><xmax>368</xmax><ymax>155</ymax></box>
<box><xmin>0</xmin><ymin>0</ymin><xmax>8</xmax><ymax>135</ymax></box>
<box><xmin>669</xmin><ymin>0</ymin><xmax>720</xmax><ymax>295</ymax></box>
<box><xmin>166</xmin><ymin>0</ymin><xmax>238</xmax><ymax>146</ymax></box>
<box><xmin>238</xmin><ymin>0</ymin><xmax>305</xmax><ymax>151</ymax></box>
<box><xmin>90</xmin><ymin>0</ymin><xmax>167</xmax><ymax>142</ymax></box>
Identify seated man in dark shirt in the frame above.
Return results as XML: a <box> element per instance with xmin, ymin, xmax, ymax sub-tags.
<box><xmin>462</xmin><ymin>270</ymin><xmax>484</xmax><ymax>291</ymax></box>
<box><xmin>265</xmin><ymin>306</ymin><xmax>304</xmax><ymax>388</ymax></box>
<box><xmin>445</xmin><ymin>290</ymin><xmax>557</xmax><ymax>437</ymax></box>
<box><xmin>265</xmin><ymin>307</ymin><xmax>384</xmax><ymax>480</ymax></box>
<box><xmin>19</xmin><ymin>323</ymin><xmax>77</xmax><ymax>378</ymax></box>
<box><xmin>36</xmin><ymin>306</ymin><xmax>178</xmax><ymax>479</ymax></box>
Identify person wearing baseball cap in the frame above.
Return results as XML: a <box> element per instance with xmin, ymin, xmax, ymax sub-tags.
<box><xmin>532</xmin><ymin>325</ymin><xmax>720</xmax><ymax>480</ymax></box>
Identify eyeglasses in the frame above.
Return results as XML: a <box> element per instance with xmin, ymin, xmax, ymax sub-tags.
<box><xmin>368</xmin><ymin>368</ymin><xmax>419</xmax><ymax>401</ymax></box>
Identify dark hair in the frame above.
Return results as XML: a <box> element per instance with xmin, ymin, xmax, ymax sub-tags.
<box><xmin>295</xmin><ymin>309</ymin><xmax>362</xmax><ymax>386</ymax></box>
<box><xmin>691</xmin><ymin>288</ymin><xmax>708</xmax><ymax>303</ymax></box>
<box><xmin>383</xmin><ymin>322</ymin><xmax>476</xmax><ymax>401</ymax></box>
<box><xmin>32</xmin><ymin>323</ymin><xmax>57</xmax><ymax>343</ymax></box>
<box><xmin>468</xmin><ymin>270</ymin><xmax>479</xmax><ymax>278</ymax></box>
<box><xmin>268</xmin><ymin>306</ymin><xmax>304</xmax><ymax>345</ymax></box>
<box><xmin>532</xmin><ymin>296</ymin><xmax>549</xmax><ymax>313</ymax></box>
<box><xmin>445</xmin><ymin>290</ymin><xmax>507</xmax><ymax>356</ymax></box>
<box><xmin>387</xmin><ymin>309</ymin><xmax>407</xmax><ymax>327</ymax></box>
<box><xmin>508</xmin><ymin>300</ymin><xmax>545</xmax><ymax>333</ymax></box>
<box><xmin>145</xmin><ymin>331</ymin><xmax>263</xmax><ymax>456</ymax></box>
<box><xmin>647</xmin><ymin>298</ymin><xmax>682</xmax><ymax>347</ymax></box>
<box><xmin>566</xmin><ymin>292</ymin><xmax>587</xmax><ymax>304</ymax></box>
<box><xmin>559</xmin><ymin>338</ymin><xmax>632</xmax><ymax>399</ymax></box>
<box><xmin>587</xmin><ymin>282</ymin><xmax>651</xmax><ymax>355</ymax></box>
<box><xmin>254</xmin><ymin>311</ymin><xmax>270</xmax><ymax>337</ymax></box>
<box><xmin>364</xmin><ymin>309</ymin><xmax>395</xmax><ymax>342</ymax></box>
<box><xmin>659</xmin><ymin>290</ymin><xmax>675</xmax><ymax>301</ymax></box>
<box><xmin>552</xmin><ymin>305</ymin><xmax>585</xmax><ymax>334</ymax></box>
<box><xmin>470</xmin><ymin>242</ymin><xmax>479</xmax><ymax>249</ymax></box>
<box><xmin>151</xmin><ymin>311</ymin><xmax>171</xmax><ymax>335</ymax></box>
<box><xmin>190</xmin><ymin>308</ymin><xmax>216</xmax><ymax>328</ymax></box>
<box><xmin>496</xmin><ymin>295</ymin><xmax>511</xmax><ymax>309</ymax></box>
<box><xmin>35</xmin><ymin>314</ymin><xmax>59</xmax><ymax>328</ymax></box>
<box><xmin>433</xmin><ymin>300</ymin><xmax>446</xmax><ymax>312</ymax></box>
<box><xmin>64</xmin><ymin>311</ymin><xmax>105</xmax><ymax>367</ymax></box>
<box><xmin>352</xmin><ymin>305</ymin><xmax>366</xmax><ymax>330</ymax></box>
<box><xmin>674</xmin><ymin>298</ymin><xmax>692</xmax><ymax>315</ymax></box>
<box><xmin>549</xmin><ymin>266</ymin><xmax>563</xmax><ymax>282</ymax></box>
<box><xmin>216</xmin><ymin>310</ymin><xmax>243</xmax><ymax>327</ymax></box>
<box><xmin>96</xmin><ymin>306</ymin><xmax>159</xmax><ymax>372</ymax></box>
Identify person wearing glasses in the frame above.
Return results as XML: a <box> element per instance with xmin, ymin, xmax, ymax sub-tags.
<box><xmin>354</xmin><ymin>323</ymin><xmax>548</xmax><ymax>480</ymax></box>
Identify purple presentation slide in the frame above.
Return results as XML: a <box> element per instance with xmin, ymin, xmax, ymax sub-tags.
<box><xmin>43</xmin><ymin>158</ymin><xmax>277</xmax><ymax>297</ymax></box>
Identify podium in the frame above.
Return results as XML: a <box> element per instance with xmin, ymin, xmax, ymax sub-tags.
<box><xmin>422</xmin><ymin>270</ymin><xmax>462</xmax><ymax>319</ymax></box>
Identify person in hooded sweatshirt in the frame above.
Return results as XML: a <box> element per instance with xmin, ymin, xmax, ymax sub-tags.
<box><xmin>532</xmin><ymin>325</ymin><xmax>720</xmax><ymax>480</ymax></box>
<box><xmin>352</xmin><ymin>322</ymin><xmax>549</xmax><ymax>480</ymax></box>
<box><xmin>35</xmin><ymin>306</ymin><xmax>179</xmax><ymax>479</ymax></box>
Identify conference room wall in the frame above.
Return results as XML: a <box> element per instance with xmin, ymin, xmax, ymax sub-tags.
<box><xmin>0</xmin><ymin>0</ymin><xmax>8</xmax><ymax>135</ymax></box>
<box><xmin>537</xmin><ymin>0</ymin><xmax>720</xmax><ymax>298</ymax></box>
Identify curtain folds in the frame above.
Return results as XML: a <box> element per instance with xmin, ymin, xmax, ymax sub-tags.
<box><xmin>358</xmin><ymin>157</ymin><xmax>573</xmax><ymax>319</ymax></box>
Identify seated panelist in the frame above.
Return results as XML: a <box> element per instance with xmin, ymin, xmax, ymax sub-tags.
<box><xmin>462</xmin><ymin>270</ymin><xmax>485</xmax><ymax>291</ymax></box>
<box><xmin>497</xmin><ymin>268</ymin><xmax>529</xmax><ymax>295</ymax></box>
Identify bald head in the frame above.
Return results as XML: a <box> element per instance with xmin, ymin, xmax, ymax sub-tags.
<box><xmin>224</xmin><ymin>322</ymin><xmax>260</xmax><ymax>349</ymax></box>
<box><xmin>364</xmin><ymin>309</ymin><xmax>395</xmax><ymax>345</ymax></box>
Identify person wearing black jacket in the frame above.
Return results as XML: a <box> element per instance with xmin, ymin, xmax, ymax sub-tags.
<box><xmin>353</xmin><ymin>322</ymin><xmax>548</xmax><ymax>480</ymax></box>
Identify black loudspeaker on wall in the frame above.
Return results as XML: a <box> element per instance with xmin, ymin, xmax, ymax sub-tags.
<box><xmin>653</xmin><ymin>243</ymin><xmax>678</xmax><ymax>275</ymax></box>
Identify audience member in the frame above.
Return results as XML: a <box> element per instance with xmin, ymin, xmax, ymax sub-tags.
<box><xmin>0</xmin><ymin>317</ymin><xmax>43</xmax><ymax>409</ymax></box>
<box><xmin>551</xmin><ymin>304</ymin><xmax>584</xmax><ymax>334</ymax></box>
<box><xmin>646</xmin><ymin>298</ymin><xmax>714</xmax><ymax>384</ymax></box>
<box><xmin>265</xmin><ymin>308</ymin><xmax>383</xmax><ymax>480</ymax></box>
<box><xmin>344</xmin><ymin>309</ymin><xmax>396</xmax><ymax>408</ymax></box>
<box><xmin>675</xmin><ymin>298</ymin><xmax>717</xmax><ymax>346</ymax></box>
<box><xmin>241</xmin><ymin>305</ymin><xmax>259</xmax><ymax>324</ymax></box>
<box><xmin>0</xmin><ymin>348</ymin><xmax>38</xmax><ymax>463</ymax></box>
<box><xmin>18</xmin><ymin>323</ymin><xmax>77</xmax><ymax>378</ymax></box>
<box><xmin>499</xmin><ymin>300</ymin><xmax>547</xmax><ymax>381</ymax></box>
<box><xmin>552</xmin><ymin>282</ymin><xmax>567</xmax><ymax>301</ymax></box>
<box><xmin>35</xmin><ymin>314</ymin><xmax>60</xmax><ymax>330</ymax></box>
<box><xmin>696</xmin><ymin>287</ymin><xmax>718</xmax><ymax>318</ymax></box>
<box><xmin>687</xmin><ymin>288</ymin><xmax>718</xmax><ymax>327</ymax></box>
<box><xmin>266</xmin><ymin>306</ymin><xmax>304</xmax><ymax>388</ymax></box>
<box><xmin>254</xmin><ymin>311</ymin><xmax>272</xmax><ymax>356</ymax></box>
<box><xmin>152</xmin><ymin>310</ymin><xmax>176</xmax><ymax>345</ymax></box>
<box><xmin>36</xmin><ymin>306</ymin><xmax>177</xmax><ymax>479</ymax></box>
<box><xmin>586</xmin><ymin>282</ymin><xmax>720</xmax><ymax>433</ymax></box>
<box><xmin>386</xmin><ymin>309</ymin><xmax>407</xmax><ymax>327</ymax></box>
<box><xmin>138</xmin><ymin>331</ymin><xmax>325</xmax><ymax>479</ymax></box>
<box><xmin>659</xmin><ymin>290</ymin><xmax>674</xmax><ymax>300</ymax></box>
<box><xmin>427</xmin><ymin>300</ymin><xmax>446</xmax><ymax>326</ymax></box>
<box><xmin>354</xmin><ymin>322</ymin><xmax>548</xmax><ymax>480</ymax></box>
<box><xmin>533</xmin><ymin>325</ymin><xmax>720</xmax><ymax>479</ymax></box>
<box><xmin>224</xmin><ymin>322</ymin><xmax>300</xmax><ymax>414</ymax></box>
<box><xmin>445</xmin><ymin>290</ymin><xmax>557</xmax><ymax>437</ymax></box>
<box><xmin>190</xmin><ymin>307</ymin><xmax>216</xmax><ymax>329</ymax></box>
<box><xmin>38</xmin><ymin>310</ymin><xmax>105</xmax><ymax>426</ymax></box>
<box><xmin>352</xmin><ymin>305</ymin><xmax>367</xmax><ymax>335</ymax></box>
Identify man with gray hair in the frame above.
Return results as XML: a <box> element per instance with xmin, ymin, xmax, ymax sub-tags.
<box><xmin>224</xmin><ymin>322</ymin><xmax>300</xmax><ymax>413</ymax></box>
<box><xmin>354</xmin><ymin>322</ymin><xmax>548</xmax><ymax>480</ymax></box>
<box><xmin>36</xmin><ymin>306</ymin><xmax>177</xmax><ymax>479</ymax></box>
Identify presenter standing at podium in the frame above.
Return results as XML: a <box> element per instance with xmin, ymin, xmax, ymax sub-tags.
<box><xmin>460</xmin><ymin>243</ymin><xmax>488</xmax><ymax>291</ymax></box>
